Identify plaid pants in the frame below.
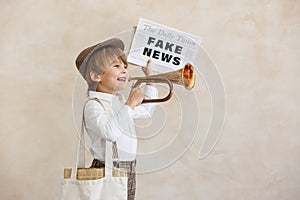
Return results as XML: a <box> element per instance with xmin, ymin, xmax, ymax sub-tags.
<box><xmin>91</xmin><ymin>159</ymin><xmax>136</xmax><ymax>200</ymax></box>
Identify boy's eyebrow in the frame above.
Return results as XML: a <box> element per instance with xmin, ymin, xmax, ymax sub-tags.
<box><xmin>111</xmin><ymin>59</ymin><xmax>126</xmax><ymax>65</ymax></box>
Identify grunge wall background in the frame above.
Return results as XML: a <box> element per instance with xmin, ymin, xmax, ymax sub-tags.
<box><xmin>1</xmin><ymin>0</ymin><xmax>299</xmax><ymax>199</ymax></box>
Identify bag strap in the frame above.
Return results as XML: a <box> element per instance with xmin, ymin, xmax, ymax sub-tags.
<box><xmin>72</xmin><ymin>99</ymin><xmax>89</xmax><ymax>179</ymax></box>
<box><xmin>73</xmin><ymin>97</ymin><xmax>119</xmax><ymax>179</ymax></box>
<box><xmin>88</xmin><ymin>97</ymin><xmax>120</xmax><ymax>177</ymax></box>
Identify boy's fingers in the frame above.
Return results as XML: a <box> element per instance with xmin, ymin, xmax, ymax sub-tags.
<box><xmin>146</xmin><ymin>59</ymin><xmax>151</xmax><ymax>67</ymax></box>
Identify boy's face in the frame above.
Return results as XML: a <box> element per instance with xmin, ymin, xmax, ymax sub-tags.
<box><xmin>96</xmin><ymin>59</ymin><xmax>128</xmax><ymax>94</ymax></box>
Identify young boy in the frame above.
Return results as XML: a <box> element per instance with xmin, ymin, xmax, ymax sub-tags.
<box><xmin>75</xmin><ymin>38</ymin><xmax>157</xmax><ymax>200</ymax></box>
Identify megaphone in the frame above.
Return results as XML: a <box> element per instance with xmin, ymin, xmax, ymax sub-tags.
<box><xmin>128</xmin><ymin>63</ymin><xmax>195</xmax><ymax>103</ymax></box>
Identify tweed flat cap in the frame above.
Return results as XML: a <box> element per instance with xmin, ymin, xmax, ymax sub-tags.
<box><xmin>75</xmin><ymin>38</ymin><xmax>125</xmax><ymax>78</ymax></box>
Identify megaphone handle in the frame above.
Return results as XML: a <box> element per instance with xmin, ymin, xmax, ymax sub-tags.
<box><xmin>142</xmin><ymin>91</ymin><xmax>173</xmax><ymax>103</ymax></box>
<box><xmin>141</xmin><ymin>79</ymin><xmax>173</xmax><ymax>103</ymax></box>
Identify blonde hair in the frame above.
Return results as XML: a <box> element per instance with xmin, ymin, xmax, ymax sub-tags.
<box><xmin>85</xmin><ymin>46</ymin><xmax>128</xmax><ymax>91</ymax></box>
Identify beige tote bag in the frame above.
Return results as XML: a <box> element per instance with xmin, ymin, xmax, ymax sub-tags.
<box><xmin>61</xmin><ymin>142</ymin><xmax>128</xmax><ymax>200</ymax></box>
<box><xmin>61</xmin><ymin>100</ymin><xmax>127</xmax><ymax>200</ymax></box>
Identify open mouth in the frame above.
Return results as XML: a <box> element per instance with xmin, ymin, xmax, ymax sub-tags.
<box><xmin>117</xmin><ymin>77</ymin><xmax>127</xmax><ymax>82</ymax></box>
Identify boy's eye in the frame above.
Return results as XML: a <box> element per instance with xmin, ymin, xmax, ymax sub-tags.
<box><xmin>113</xmin><ymin>64</ymin><xmax>122</xmax><ymax>68</ymax></box>
<box><xmin>113</xmin><ymin>64</ymin><xmax>127</xmax><ymax>69</ymax></box>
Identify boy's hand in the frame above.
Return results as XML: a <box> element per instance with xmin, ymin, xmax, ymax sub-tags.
<box><xmin>142</xmin><ymin>59</ymin><xmax>152</xmax><ymax>76</ymax></box>
<box><xmin>142</xmin><ymin>59</ymin><xmax>154</xmax><ymax>86</ymax></box>
<box><xmin>125</xmin><ymin>87</ymin><xmax>145</xmax><ymax>109</ymax></box>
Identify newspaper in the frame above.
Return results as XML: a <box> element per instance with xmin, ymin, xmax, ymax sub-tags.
<box><xmin>127</xmin><ymin>18</ymin><xmax>202</xmax><ymax>72</ymax></box>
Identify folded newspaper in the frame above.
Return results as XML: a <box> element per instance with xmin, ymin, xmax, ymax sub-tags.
<box><xmin>128</xmin><ymin>18</ymin><xmax>202</xmax><ymax>73</ymax></box>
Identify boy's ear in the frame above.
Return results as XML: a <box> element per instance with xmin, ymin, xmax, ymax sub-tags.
<box><xmin>90</xmin><ymin>71</ymin><xmax>101</xmax><ymax>82</ymax></box>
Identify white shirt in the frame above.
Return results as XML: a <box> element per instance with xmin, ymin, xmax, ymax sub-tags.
<box><xmin>84</xmin><ymin>85</ymin><xmax>158</xmax><ymax>161</ymax></box>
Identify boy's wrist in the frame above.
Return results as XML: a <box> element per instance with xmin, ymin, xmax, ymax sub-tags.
<box><xmin>125</xmin><ymin>101</ymin><xmax>135</xmax><ymax>109</ymax></box>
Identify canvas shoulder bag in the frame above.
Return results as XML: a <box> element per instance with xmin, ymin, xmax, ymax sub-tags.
<box><xmin>61</xmin><ymin>98</ymin><xmax>128</xmax><ymax>200</ymax></box>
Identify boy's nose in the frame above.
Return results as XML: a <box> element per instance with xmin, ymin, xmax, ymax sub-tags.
<box><xmin>122</xmin><ymin>66</ymin><xmax>127</xmax><ymax>72</ymax></box>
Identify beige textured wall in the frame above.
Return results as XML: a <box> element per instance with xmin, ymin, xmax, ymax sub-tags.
<box><xmin>1</xmin><ymin>0</ymin><xmax>299</xmax><ymax>199</ymax></box>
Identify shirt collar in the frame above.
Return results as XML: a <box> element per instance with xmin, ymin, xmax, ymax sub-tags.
<box><xmin>88</xmin><ymin>91</ymin><xmax>120</xmax><ymax>102</ymax></box>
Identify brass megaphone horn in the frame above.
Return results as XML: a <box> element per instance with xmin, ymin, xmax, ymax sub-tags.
<box><xmin>128</xmin><ymin>63</ymin><xmax>195</xmax><ymax>103</ymax></box>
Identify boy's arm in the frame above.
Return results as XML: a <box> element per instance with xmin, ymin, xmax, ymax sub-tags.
<box><xmin>84</xmin><ymin>100</ymin><xmax>134</xmax><ymax>142</ymax></box>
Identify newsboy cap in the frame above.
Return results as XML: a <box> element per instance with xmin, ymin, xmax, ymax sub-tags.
<box><xmin>75</xmin><ymin>38</ymin><xmax>125</xmax><ymax>78</ymax></box>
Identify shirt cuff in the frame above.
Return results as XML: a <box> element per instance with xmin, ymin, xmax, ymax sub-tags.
<box><xmin>144</xmin><ymin>85</ymin><xmax>158</xmax><ymax>98</ymax></box>
<box><xmin>124</xmin><ymin>105</ymin><xmax>134</xmax><ymax>119</ymax></box>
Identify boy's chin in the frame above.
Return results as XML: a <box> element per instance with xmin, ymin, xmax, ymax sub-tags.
<box><xmin>114</xmin><ymin>85</ymin><xmax>126</xmax><ymax>91</ymax></box>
